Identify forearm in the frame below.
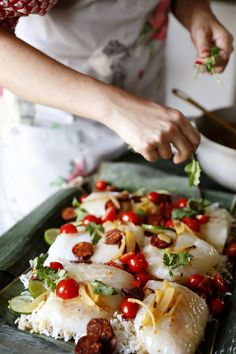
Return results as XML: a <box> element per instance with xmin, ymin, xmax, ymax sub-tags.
<box><xmin>0</xmin><ymin>28</ymin><xmax>112</xmax><ymax>123</ymax></box>
<box><xmin>172</xmin><ymin>0</ymin><xmax>214</xmax><ymax>31</ymax></box>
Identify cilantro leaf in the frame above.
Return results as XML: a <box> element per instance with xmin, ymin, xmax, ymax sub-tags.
<box><xmin>36</xmin><ymin>267</ymin><xmax>67</xmax><ymax>292</ymax></box>
<box><xmin>163</xmin><ymin>251</ymin><xmax>193</xmax><ymax>277</ymax></box>
<box><xmin>32</xmin><ymin>255</ymin><xmax>68</xmax><ymax>292</ymax></box>
<box><xmin>184</xmin><ymin>156</ymin><xmax>201</xmax><ymax>187</ymax></box>
<box><xmin>72</xmin><ymin>197</ymin><xmax>88</xmax><ymax>222</ymax></box>
<box><xmin>187</xmin><ymin>198</ymin><xmax>211</xmax><ymax>214</ymax></box>
<box><xmin>171</xmin><ymin>207</ymin><xmax>197</xmax><ymax>220</ymax></box>
<box><xmin>91</xmin><ymin>280</ymin><xmax>118</xmax><ymax>296</ymax></box>
<box><xmin>86</xmin><ymin>222</ymin><xmax>104</xmax><ymax>245</ymax></box>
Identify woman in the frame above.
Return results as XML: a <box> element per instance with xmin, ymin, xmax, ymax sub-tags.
<box><xmin>0</xmin><ymin>0</ymin><xmax>233</xmax><ymax>233</ymax></box>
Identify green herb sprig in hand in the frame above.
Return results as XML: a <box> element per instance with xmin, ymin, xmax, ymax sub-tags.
<box><xmin>195</xmin><ymin>46</ymin><xmax>222</xmax><ymax>84</ymax></box>
<box><xmin>184</xmin><ymin>156</ymin><xmax>201</xmax><ymax>187</ymax></box>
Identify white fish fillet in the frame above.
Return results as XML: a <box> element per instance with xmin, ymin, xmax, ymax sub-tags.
<box><xmin>200</xmin><ymin>205</ymin><xmax>233</xmax><ymax>252</ymax></box>
<box><xmin>143</xmin><ymin>231</ymin><xmax>220</xmax><ymax>283</ymax></box>
<box><xmin>81</xmin><ymin>192</ymin><xmax>120</xmax><ymax>217</ymax></box>
<box><xmin>134</xmin><ymin>280</ymin><xmax>209</xmax><ymax>354</ymax></box>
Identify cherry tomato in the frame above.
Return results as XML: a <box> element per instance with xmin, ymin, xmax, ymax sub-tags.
<box><xmin>135</xmin><ymin>272</ymin><xmax>150</xmax><ymax>287</ymax></box>
<box><xmin>80</xmin><ymin>194</ymin><xmax>89</xmax><ymax>203</ymax></box>
<box><xmin>120</xmin><ymin>211</ymin><xmax>140</xmax><ymax>225</ymax></box>
<box><xmin>96</xmin><ymin>180</ymin><xmax>107</xmax><ymax>191</ymax></box>
<box><xmin>224</xmin><ymin>242</ymin><xmax>236</xmax><ymax>258</ymax></box>
<box><xmin>213</xmin><ymin>273</ymin><xmax>229</xmax><ymax>293</ymax></box>
<box><xmin>128</xmin><ymin>252</ymin><xmax>148</xmax><ymax>273</ymax></box>
<box><xmin>102</xmin><ymin>207</ymin><xmax>117</xmax><ymax>223</ymax></box>
<box><xmin>196</xmin><ymin>214</ymin><xmax>210</xmax><ymax>224</ymax></box>
<box><xmin>61</xmin><ymin>207</ymin><xmax>76</xmax><ymax>221</ymax></box>
<box><xmin>82</xmin><ymin>215</ymin><xmax>101</xmax><ymax>226</ymax></box>
<box><xmin>131</xmin><ymin>280</ymin><xmax>142</xmax><ymax>288</ymax></box>
<box><xmin>182</xmin><ymin>217</ymin><xmax>200</xmax><ymax>232</ymax></box>
<box><xmin>50</xmin><ymin>262</ymin><xmax>64</xmax><ymax>271</ymax></box>
<box><xmin>120</xmin><ymin>251</ymin><xmax>136</xmax><ymax>264</ymax></box>
<box><xmin>120</xmin><ymin>297</ymin><xmax>139</xmax><ymax>319</ymax></box>
<box><xmin>147</xmin><ymin>192</ymin><xmax>160</xmax><ymax>204</ymax></box>
<box><xmin>165</xmin><ymin>219</ymin><xmax>174</xmax><ymax>228</ymax></box>
<box><xmin>198</xmin><ymin>277</ymin><xmax>214</xmax><ymax>298</ymax></box>
<box><xmin>60</xmin><ymin>223</ymin><xmax>78</xmax><ymax>234</ymax></box>
<box><xmin>187</xmin><ymin>274</ymin><xmax>204</xmax><ymax>289</ymax></box>
<box><xmin>208</xmin><ymin>298</ymin><xmax>225</xmax><ymax>316</ymax></box>
<box><xmin>56</xmin><ymin>278</ymin><xmax>79</xmax><ymax>299</ymax></box>
<box><xmin>177</xmin><ymin>197</ymin><xmax>188</xmax><ymax>208</ymax></box>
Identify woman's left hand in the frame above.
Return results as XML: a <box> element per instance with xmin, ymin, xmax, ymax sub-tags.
<box><xmin>191</xmin><ymin>14</ymin><xmax>234</xmax><ymax>73</ymax></box>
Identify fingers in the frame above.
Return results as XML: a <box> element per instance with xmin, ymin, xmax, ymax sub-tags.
<box><xmin>140</xmin><ymin>146</ymin><xmax>160</xmax><ymax>162</ymax></box>
<box><xmin>192</xmin><ymin>27</ymin><xmax>211</xmax><ymax>57</ymax></box>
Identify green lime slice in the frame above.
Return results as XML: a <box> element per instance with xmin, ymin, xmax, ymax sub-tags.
<box><xmin>28</xmin><ymin>280</ymin><xmax>46</xmax><ymax>298</ymax></box>
<box><xmin>44</xmin><ymin>228</ymin><xmax>60</xmax><ymax>246</ymax></box>
<box><xmin>9</xmin><ymin>295</ymin><xmax>34</xmax><ymax>314</ymax></box>
<box><xmin>142</xmin><ymin>224</ymin><xmax>175</xmax><ymax>233</ymax></box>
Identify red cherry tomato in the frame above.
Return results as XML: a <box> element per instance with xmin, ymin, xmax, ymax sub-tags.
<box><xmin>120</xmin><ymin>211</ymin><xmax>140</xmax><ymax>225</ymax></box>
<box><xmin>80</xmin><ymin>194</ymin><xmax>89</xmax><ymax>203</ymax></box>
<box><xmin>182</xmin><ymin>217</ymin><xmax>200</xmax><ymax>232</ymax></box>
<box><xmin>147</xmin><ymin>192</ymin><xmax>160</xmax><ymax>204</ymax></box>
<box><xmin>102</xmin><ymin>207</ymin><xmax>117</xmax><ymax>223</ymax></box>
<box><xmin>131</xmin><ymin>280</ymin><xmax>142</xmax><ymax>288</ymax></box>
<box><xmin>50</xmin><ymin>262</ymin><xmax>64</xmax><ymax>271</ymax></box>
<box><xmin>224</xmin><ymin>242</ymin><xmax>236</xmax><ymax>258</ymax></box>
<box><xmin>187</xmin><ymin>274</ymin><xmax>204</xmax><ymax>289</ymax></box>
<box><xmin>208</xmin><ymin>298</ymin><xmax>225</xmax><ymax>316</ymax></box>
<box><xmin>177</xmin><ymin>197</ymin><xmax>188</xmax><ymax>208</ymax></box>
<box><xmin>82</xmin><ymin>215</ymin><xmax>101</xmax><ymax>226</ymax></box>
<box><xmin>165</xmin><ymin>219</ymin><xmax>174</xmax><ymax>228</ymax></box>
<box><xmin>196</xmin><ymin>214</ymin><xmax>210</xmax><ymax>224</ymax></box>
<box><xmin>120</xmin><ymin>251</ymin><xmax>136</xmax><ymax>264</ymax></box>
<box><xmin>96</xmin><ymin>180</ymin><xmax>107</xmax><ymax>191</ymax></box>
<box><xmin>213</xmin><ymin>273</ymin><xmax>229</xmax><ymax>293</ymax></box>
<box><xmin>128</xmin><ymin>252</ymin><xmax>148</xmax><ymax>273</ymax></box>
<box><xmin>135</xmin><ymin>272</ymin><xmax>150</xmax><ymax>287</ymax></box>
<box><xmin>61</xmin><ymin>207</ymin><xmax>76</xmax><ymax>221</ymax></box>
<box><xmin>120</xmin><ymin>297</ymin><xmax>139</xmax><ymax>319</ymax></box>
<box><xmin>56</xmin><ymin>278</ymin><xmax>79</xmax><ymax>300</ymax></box>
<box><xmin>198</xmin><ymin>277</ymin><xmax>214</xmax><ymax>298</ymax></box>
<box><xmin>60</xmin><ymin>223</ymin><xmax>78</xmax><ymax>234</ymax></box>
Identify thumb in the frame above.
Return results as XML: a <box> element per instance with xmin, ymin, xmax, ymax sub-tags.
<box><xmin>192</xmin><ymin>28</ymin><xmax>211</xmax><ymax>57</ymax></box>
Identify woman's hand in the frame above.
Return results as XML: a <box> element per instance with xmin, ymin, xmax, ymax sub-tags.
<box><xmin>191</xmin><ymin>13</ymin><xmax>234</xmax><ymax>73</ymax></box>
<box><xmin>103</xmin><ymin>88</ymin><xmax>200</xmax><ymax>164</ymax></box>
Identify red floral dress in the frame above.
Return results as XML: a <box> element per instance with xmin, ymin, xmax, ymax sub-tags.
<box><xmin>0</xmin><ymin>0</ymin><xmax>57</xmax><ymax>30</ymax></box>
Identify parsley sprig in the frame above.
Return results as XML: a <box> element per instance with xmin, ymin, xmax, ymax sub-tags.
<box><xmin>72</xmin><ymin>197</ymin><xmax>88</xmax><ymax>223</ymax></box>
<box><xmin>86</xmin><ymin>222</ymin><xmax>105</xmax><ymax>245</ymax></box>
<box><xmin>195</xmin><ymin>46</ymin><xmax>222</xmax><ymax>84</ymax></box>
<box><xmin>163</xmin><ymin>251</ymin><xmax>193</xmax><ymax>277</ymax></box>
<box><xmin>33</xmin><ymin>255</ymin><xmax>68</xmax><ymax>292</ymax></box>
<box><xmin>91</xmin><ymin>280</ymin><xmax>118</xmax><ymax>296</ymax></box>
<box><xmin>184</xmin><ymin>156</ymin><xmax>201</xmax><ymax>187</ymax></box>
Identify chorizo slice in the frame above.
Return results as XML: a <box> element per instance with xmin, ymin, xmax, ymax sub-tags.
<box><xmin>61</xmin><ymin>207</ymin><xmax>76</xmax><ymax>221</ymax></box>
<box><xmin>121</xmin><ymin>286</ymin><xmax>144</xmax><ymax>301</ymax></box>
<box><xmin>87</xmin><ymin>318</ymin><xmax>114</xmax><ymax>342</ymax></box>
<box><xmin>105</xmin><ymin>229</ymin><xmax>123</xmax><ymax>245</ymax></box>
<box><xmin>151</xmin><ymin>235</ymin><xmax>171</xmax><ymax>249</ymax></box>
<box><xmin>72</xmin><ymin>242</ymin><xmax>93</xmax><ymax>260</ymax></box>
<box><xmin>75</xmin><ymin>335</ymin><xmax>102</xmax><ymax>354</ymax></box>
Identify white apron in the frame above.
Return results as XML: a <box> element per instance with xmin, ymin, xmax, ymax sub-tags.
<box><xmin>0</xmin><ymin>0</ymin><xmax>170</xmax><ymax>234</ymax></box>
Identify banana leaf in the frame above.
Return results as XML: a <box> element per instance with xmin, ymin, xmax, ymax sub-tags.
<box><xmin>0</xmin><ymin>161</ymin><xmax>235</xmax><ymax>354</ymax></box>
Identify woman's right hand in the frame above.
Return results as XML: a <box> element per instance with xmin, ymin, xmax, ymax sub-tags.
<box><xmin>103</xmin><ymin>88</ymin><xmax>201</xmax><ymax>164</ymax></box>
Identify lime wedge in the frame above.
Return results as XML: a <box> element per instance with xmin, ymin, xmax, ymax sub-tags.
<box><xmin>28</xmin><ymin>279</ymin><xmax>46</xmax><ymax>298</ymax></box>
<box><xmin>44</xmin><ymin>228</ymin><xmax>60</xmax><ymax>245</ymax></box>
<box><xmin>142</xmin><ymin>224</ymin><xmax>175</xmax><ymax>233</ymax></box>
<box><xmin>9</xmin><ymin>295</ymin><xmax>34</xmax><ymax>314</ymax></box>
